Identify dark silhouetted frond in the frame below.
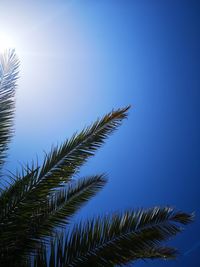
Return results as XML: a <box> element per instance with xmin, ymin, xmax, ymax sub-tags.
<box><xmin>0</xmin><ymin>107</ymin><xmax>129</xmax><ymax>234</ymax></box>
<box><xmin>33</xmin><ymin>106</ymin><xmax>130</xmax><ymax>199</ymax></box>
<box><xmin>5</xmin><ymin>174</ymin><xmax>107</xmax><ymax>260</ymax></box>
<box><xmin>0</xmin><ymin>50</ymin><xmax>19</xmax><ymax>169</ymax></box>
<box><xmin>63</xmin><ymin>207</ymin><xmax>193</xmax><ymax>266</ymax></box>
<box><xmin>32</xmin><ymin>174</ymin><xmax>107</xmax><ymax>232</ymax></box>
<box><xmin>31</xmin><ymin>207</ymin><xmax>193</xmax><ymax>267</ymax></box>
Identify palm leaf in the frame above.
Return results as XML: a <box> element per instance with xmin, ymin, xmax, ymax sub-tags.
<box><xmin>0</xmin><ymin>164</ymin><xmax>39</xmax><ymax>222</ymax></box>
<box><xmin>0</xmin><ymin>106</ymin><xmax>129</xmax><ymax>263</ymax></box>
<box><xmin>33</xmin><ymin>106</ymin><xmax>130</xmax><ymax>199</ymax></box>
<box><xmin>0</xmin><ymin>107</ymin><xmax>129</xmax><ymax>233</ymax></box>
<box><xmin>32</xmin><ymin>207</ymin><xmax>193</xmax><ymax>267</ymax></box>
<box><xmin>5</xmin><ymin>174</ymin><xmax>107</xmax><ymax>261</ymax></box>
<box><xmin>0</xmin><ymin>50</ymin><xmax>19</xmax><ymax>169</ymax></box>
<box><xmin>33</xmin><ymin>245</ymin><xmax>177</xmax><ymax>267</ymax></box>
<box><xmin>31</xmin><ymin>174</ymin><xmax>107</xmax><ymax>233</ymax></box>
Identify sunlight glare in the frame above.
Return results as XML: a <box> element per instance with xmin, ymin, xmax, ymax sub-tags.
<box><xmin>0</xmin><ymin>32</ymin><xmax>16</xmax><ymax>52</ymax></box>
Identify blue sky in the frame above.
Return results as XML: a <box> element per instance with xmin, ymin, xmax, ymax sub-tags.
<box><xmin>0</xmin><ymin>0</ymin><xmax>199</xmax><ymax>266</ymax></box>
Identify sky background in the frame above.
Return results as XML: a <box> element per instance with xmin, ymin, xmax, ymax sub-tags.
<box><xmin>0</xmin><ymin>0</ymin><xmax>199</xmax><ymax>266</ymax></box>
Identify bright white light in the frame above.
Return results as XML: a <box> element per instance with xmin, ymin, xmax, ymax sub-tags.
<box><xmin>0</xmin><ymin>32</ymin><xmax>16</xmax><ymax>52</ymax></box>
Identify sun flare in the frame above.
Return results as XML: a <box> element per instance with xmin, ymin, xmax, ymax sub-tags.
<box><xmin>0</xmin><ymin>32</ymin><xmax>16</xmax><ymax>52</ymax></box>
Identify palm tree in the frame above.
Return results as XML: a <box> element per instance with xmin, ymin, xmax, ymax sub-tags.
<box><xmin>0</xmin><ymin>50</ymin><xmax>193</xmax><ymax>267</ymax></box>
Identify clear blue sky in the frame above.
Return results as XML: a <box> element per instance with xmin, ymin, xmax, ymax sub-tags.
<box><xmin>0</xmin><ymin>1</ymin><xmax>199</xmax><ymax>266</ymax></box>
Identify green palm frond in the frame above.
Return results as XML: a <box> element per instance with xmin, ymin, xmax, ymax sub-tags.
<box><xmin>32</xmin><ymin>174</ymin><xmax>107</xmax><ymax>231</ymax></box>
<box><xmin>4</xmin><ymin>174</ymin><xmax>107</xmax><ymax>260</ymax></box>
<box><xmin>34</xmin><ymin>105</ymin><xmax>130</xmax><ymax>197</ymax></box>
<box><xmin>36</xmin><ymin>245</ymin><xmax>177</xmax><ymax>267</ymax></box>
<box><xmin>0</xmin><ymin>105</ymin><xmax>128</xmax><ymax>264</ymax></box>
<box><xmin>0</xmin><ymin>106</ymin><xmax>129</xmax><ymax>224</ymax></box>
<box><xmin>32</xmin><ymin>207</ymin><xmax>193</xmax><ymax>267</ymax></box>
<box><xmin>0</xmin><ymin>50</ymin><xmax>19</xmax><ymax>169</ymax></box>
<box><xmin>0</xmin><ymin>106</ymin><xmax>129</xmax><ymax>263</ymax></box>
<box><xmin>0</xmin><ymin>104</ymin><xmax>129</xmax><ymax>262</ymax></box>
<box><xmin>0</xmin><ymin>165</ymin><xmax>40</xmax><ymax>253</ymax></box>
<box><xmin>0</xmin><ymin>164</ymin><xmax>39</xmax><ymax>221</ymax></box>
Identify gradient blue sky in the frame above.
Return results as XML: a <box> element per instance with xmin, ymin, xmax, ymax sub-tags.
<box><xmin>0</xmin><ymin>1</ymin><xmax>199</xmax><ymax>266</ymax></box>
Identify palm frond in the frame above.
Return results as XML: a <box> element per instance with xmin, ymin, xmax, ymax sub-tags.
<box><xmin>0</xmin><ymin>174</ymin><xmax>107</xmax><ymax>262</ymax></box>
<box><xmin>17</xmin><ymin>175</ymin><xmax>106</xmax><ymax>253</ymax></box>
<box><xmin>34</xmin><ymin>106</ymin><xmax>130</xmax><ymax>198</ymax></box>
<box><xmin>33</xmin><ymin>235</ymin><xmax>63</xmax><ymax>267</ymax></box>
<box><xmin>0</xmin><ymin>107</ymin><xmax>129</xmax><ymax>226</ymax></box>
<box><xmin>0</xmin><ymin>106</ymin><xmax>129</xmax><ymax>261</ymax></box>
<box><xmin>0</xmin><ymin>164</ymin><xmax>40</xmax><ymax>261</ymax></box>
<box><xmin>0</xmin><ymin>50</ymin><xmax>19</xmax><ymax>169</ymax></box>
<box><xmin>0</xmin><ymin>163</ymin><xmax>39</xmax><ymax>222</ymax></box>
<box><xmin>33</xmin><ymin>243</ymin><xmax>178</xmax><ymax>267</ymax></box>
<box><xmin>32</xmin><ymin>174</ymin><xmax>107</xmax><ymax>233</ymax></box>
<box><xmin>33</xmin><ymin>207</ymin><xmax>193</xmax><ymax>267</ymax></box>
